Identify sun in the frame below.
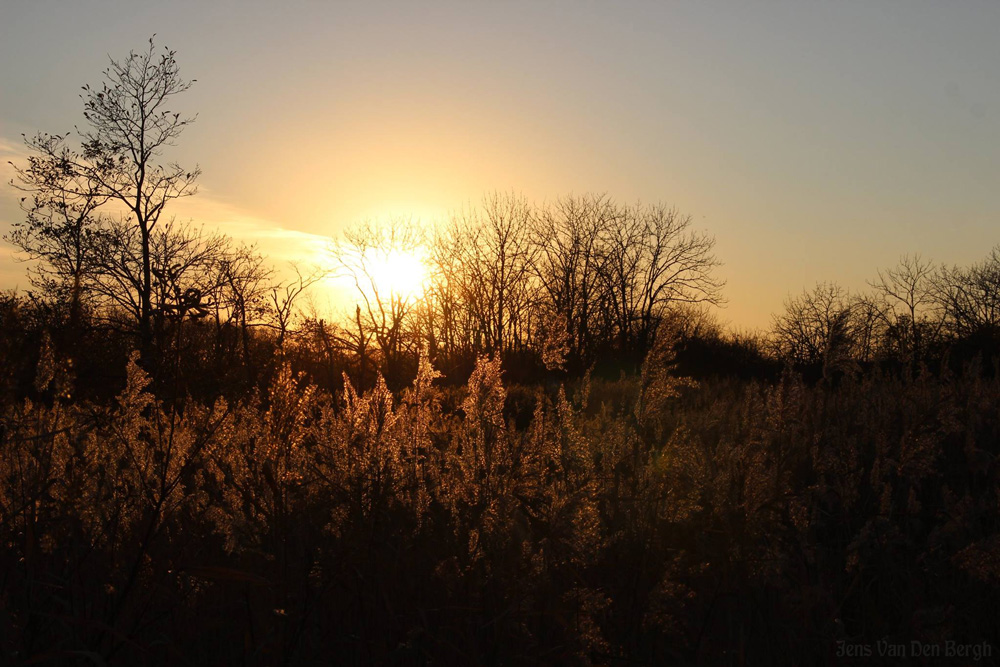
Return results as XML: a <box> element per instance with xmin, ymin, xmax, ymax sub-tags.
<box><xmin>366</xmin><ymin>247</ymin><xmax>429</xmax><ymax>301</ymax></box>
<box><xmin>323</xmin><ymin>223</ymin><xmax>432</xmax><ymax>313</ymax></box>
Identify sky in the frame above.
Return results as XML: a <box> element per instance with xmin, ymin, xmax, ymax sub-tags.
<box><xmin>1</xmin><ymin>1</ymin><xmax>999</xmax><ymax>328</ymax></box>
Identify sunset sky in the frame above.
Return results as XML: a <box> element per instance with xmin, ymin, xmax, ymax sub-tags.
<box><xmin>2</xmin><ymin>1</ymin><xmax>999</xmax><ymax>328</ymax></box>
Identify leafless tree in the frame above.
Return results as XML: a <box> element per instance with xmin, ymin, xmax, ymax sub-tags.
<box><xmin>76</xmin><ymin>37</ymin><xmax>201</xmax><ymax>347</ymax></box>
<box><xmin>454</xmin><ymin>192</ymin><xmax>539</xmax><ymax>356</ymax></box>
<box><xmin>532</xmin><ymin>194</ymin><xmax>615</xmax><ymax>364</ymax></box>
<box><xmin>267</xmin><ymin>263</ymin><xmax>327</xmax><ymax>352</ymax></box>
<box><xmin>215</xmin><ymin>244</ymin><xmax>273</xmax><ymax>373</ymax></box>
<box><xmin>88</xmin><ymin>219</ymin><xmax>228</xmax><ymax>337</ymax></box>
<box><xmin>772</xmin><ymin>282</ymin><xmax>856</xmax><ymax>376</ymax></box>
<box><xmin>6</xmin><ymin>133</ymin><xmax>109</xmax><ymax>327</ymax></box>
<box><xmin>6</xmin><ymin>38</ymin><xmax>201</xmax><ymax>353</ymax></box>
<box><xmin>330</xmin><ymin>219</ymin><xmax>424</xmax><ymax>380</ymax></box>
<box><xmin>850</xmin><ymin>292</ymin><xmax>892</xmax><ymax>364</ymax></box>
<box><xmin>869</xmin><ymin>254</ymin><xmax>942</xmax><ymax>363</ymax></box>
<box><xmin>933</xmin><ymin>246</ymin><xmax>1000</xmax><ymax>339</ymax></box>
<box><xmin>425</xmin><ymin>220</ymin><xmax>477</xmax><ymax>363</ymax></box>
<box><xmin>595</xmin><ymin>202</ymin><xmax>723</xmax><ymax>356</ymax></box>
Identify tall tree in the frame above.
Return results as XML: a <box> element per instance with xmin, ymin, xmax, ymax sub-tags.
<box><xmin>215</xmin><ymin>244</ymin><xmax>273</xmax><ymax>376</ymax></box>
<box><xmin>532</xmin><ymin>194</ymin><xmax>614</xmax><ymax>365</ymax></box>
<box><xmin>595</xmin><ymin>202</ymin><xmax>723</xmax><ymax>358</ymax></box>
<box><xmin>78</xmin><ymin>37</ymin><xmax>200</xmax><ymax>348</ymax></box>
<box><xmin>425</xmin><ymin>220</ymin><xmax>475</xmax><ymax>366</ymax></box>
<box><xmin>456</xmin><ymin>193</ymin><xmax>538</xmax><ymax>356</ymax></box>
<box><xmin>933</xmin><ymin>246</ymin><xmax>1000</xmax><ymax>339</ymax></box>
<box><xmin>772</xmin><ymin>281</ymin><xmax>857</xmax><ymax>376</ymax></box>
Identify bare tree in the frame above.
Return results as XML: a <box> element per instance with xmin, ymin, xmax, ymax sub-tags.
<box><xmin>6</xmin><ymin>133</ymin><xmax>109</xmax><ymax>327</ymax></box>
<box><xmin>595</xmin><ymin>202</ymin><xmax>723</xmax><ymax>357</ymax></box>
<box><xmin>6</xmin><ymin>38</ymin><xmax>204</xmax><ymax>354</ymax></box>
<box><xmin>933</xmin><ymin>246</ymin><xmax>1000</xmax><ymax>339</ymax></box>
<box><xmin>869</xmin><ymin>254</ymin><xmax>941</xmax><ymax>363</ymax></box>
<box><xmin>772</xmin><ymin>282</ymin><xmax>856</xmax><ymax>376</ymax></box>
<box><xmin>215</xmin><ymin>244</ymin><xmax>273</xmax><ymax>374</ymax></box>
<box><xmin>850</xmin><ymin>292</ymin><xmax>892</xmax><ymax>364</ymax></box>
<box><xmin>76</xmin><ymin>37</ymin><xmax>201</xmax><ymax>347</ymax></box>
<box><xmin>88</xmin><ymin>219</ymin><xmax>228</xmax><ymax>336</ymax></box>
<box><xmin>532</xmin><ymin>194</ymin><xmax>614</xmax><ymax>364</ymax></box>
<box><xmin>633</xmin><ymin>204</ymin><xmax>724</xmax><ymax>348</ymax></box>
<box><xmin>267</xmin><ymin>263</ymin><xmax>327</xmax><ymax>352</ymax></box>
<box><xmin>330</xmin><ymin>219</ymin><xmax>425</xmax><ymax>380</ymax></box>
<box><xmin>424</xmin><ymin>221</ymin><xmax>477</xmax><ymax>365</ymax></box>
<box><xmin>455</xmin><ymin>192</ymin><xmax>539</xmax><ymax>356</ymax></box>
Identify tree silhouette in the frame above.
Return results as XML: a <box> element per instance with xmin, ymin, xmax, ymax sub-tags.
<box><xmin>869</xmin><ymin>254</ymin><xmax>941</xmax><ymax>365</ymax></box>
<box><xmin>6</xmin><ymin>133</ymin><xmax>108</xmax><ymax>327</ymax></box>
<box><xmin>77</xmin><ymin>37</ymin><xmax>201</xmax><ymax>349</ymax></box>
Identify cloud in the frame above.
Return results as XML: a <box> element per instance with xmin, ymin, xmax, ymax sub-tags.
<box><xmin>0</xmin><ymin>132</ymin><xmax>337</xmax><ymax>296</ymax></box>
<box><xmin>168</xmin><ymin>193</ymin><xmax>360</xmax><ymax>316</ymax></box>
<box><xmin>0</xmin><ymin>135</ymin><xmax>27</xmax><ymax>157</ymax></box>
<box><xmin>0</xmin><ymin>135</ymin><xmax>28</xmax><ymax>201</ymax></box>
<box><xmin>169</xmin><ymin>191</ymin><xmax>333</xmax><ymax>267</ymax></box>
<box><xmin>0</xmin><ymin>136</ymin><xmax>29</xmax><ymax>285</ymax></box>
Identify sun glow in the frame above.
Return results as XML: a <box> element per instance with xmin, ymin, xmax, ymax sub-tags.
<box><xmin>365</xmin><ymin>247</ymin><xmax>429</xmax><ymax>301</ymax></box>
<box><xmin>322</xmin><ymin>222</ymin><xmax>432</xmax><ymax>315</ymax></box>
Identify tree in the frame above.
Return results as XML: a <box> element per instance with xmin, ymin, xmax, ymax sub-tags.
<box><xmin>595</xmin><ymin>202</ymin><xmax>723</xmax><ymax>359</ymax></box>
<box><xmin>772</xmin><ymin>282</ymin><xmax>856</xmax><ymax>376</ymax></box>
<box><xmin>331</xmin><ymin>219</ymin><xmax>424</xmax><ymax>383</ymax></box>
<box><xmin>6</xmin><ymin>133</ymin><xmax>108</xmax><ymax>327</ymax></box>
<box><xmin>869</xmin><ymin>254</ymin><xmax>941</xmax><ymax>364</ymax></box>
<box><xmin>532</xmin><ymin>194</ymin><xmax>613</xmax><ymax>366</ymax></box>
<box><xmin>850</xmin><ymin>292</ymin><xmax>891</xmax><ymax>364</ymax></box>
<box><xmin>267</xmin><ymin>263</ymin><xmax>327</xmax><ymax>352</ymax></box>
<box><xmin>77</xmin><ymin>37</ymin><xmax>201</xmax><ymax>348</ymax></box>
<box><xmin>425</xmin><ymin>220</ymin><xmax>477</xmax><ymax>367</ymax></box>
<box><xmin>933</xmin><ymin>246</ymin><xmax>1000</xmax><ymax>339</ymax></box>
<box><xmin>215</xmin><ymin>244</ymin><xmax>273</xmax><ymax>376</ymax></box>
<box><xmin>6</xmin><ymin>38</ymin><xmax>204</xmax><ymax>355</ymax></box>
<box><xmin>455</xmin><ymin>193</ymin><xmax>539</xmax><ymax>357</ymax></box>
<box><xmin>87</xmin><ymin>219</ymin><xmax>227</xmax><ymax>334</ymax></box>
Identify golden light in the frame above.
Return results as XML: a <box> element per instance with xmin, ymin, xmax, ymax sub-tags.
<box><xmin>366</xmin><ymin>247</ymin><xmax>429</xmax><ymax>301</ymax></box>
<box><xmin>319</xmin><ymin>221</ymin><xmax>432</xmax><ymax>316</ymax></box>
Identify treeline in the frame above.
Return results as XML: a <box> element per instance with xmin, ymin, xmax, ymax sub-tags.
<box><xmin>2</xmin><ymin>39</ymin><xmax>724</xmax><ymax>394</ymax></box>
<box><xmin>771</xmin><ymin>250</ymin><xmax>1000</xmax><ymax>379</ymax></box>
<box><xmin>8</xmin><ymin>187</ymin><xmax>1000</xmax><ymax>400</ymax></box>
<box><xmin>8</xmin><ymin>158</ymin><xmax>728</xmax><ymax>393</ymax></box>
<box><xmin>7</xmin><ymin>39</ymin><xmax>1000</xmax><ymax>397</ymax></box>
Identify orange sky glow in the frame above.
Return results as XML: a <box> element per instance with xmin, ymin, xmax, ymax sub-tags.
<box><xmin>2</xmin><ymin>2</ymin><xmax>1000</xmax><ymax>329</ymax></box>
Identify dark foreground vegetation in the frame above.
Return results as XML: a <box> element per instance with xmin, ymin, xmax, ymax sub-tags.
<box><xmin>3</xmin><ymin>39</ymin><xmax>1000</xmax><ymax>666</ymax></box>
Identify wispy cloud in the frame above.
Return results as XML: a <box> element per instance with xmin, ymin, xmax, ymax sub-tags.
<box><xmin>169</xmin><ymin>191</ymin><xmax>333</xmax><ymax>267</ymax></box>
<box><xmin>0</xmin><ymin>135</ymin><xmax>29</xmax><ymax>202</ymax></box>
<box><xmin>0</xmin><ymin>136</ymin><xmax>30</xmax><ymax>281</ymax></box>
<box><xmin>0</xmin><ymin>135</ymin><xmax>27</xmax><ymax>157</ymax></box>
<box><xmin>0</xmin><ymin>130</ymin><xmax>336</xmax><ymax>292</ymax></box>
<box><xmin>169</xmin><ymin>193</ymin><xmax>360</xmax><ymax>316</ymax></box>
<box><xmin>0</xmin><ymin>131</ymin><xmax>323</xmax><ymax>249</ymax></box>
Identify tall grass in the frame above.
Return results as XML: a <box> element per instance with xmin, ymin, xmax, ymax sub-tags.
<box><xmin>1</xmin><ymin>337</ymin><xmax>998</xmax><ymax>664</ymax></box>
